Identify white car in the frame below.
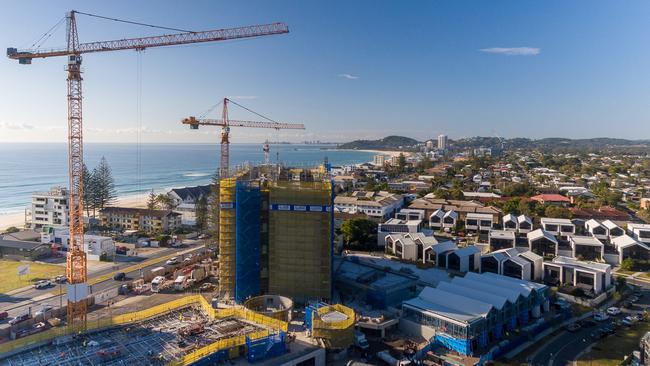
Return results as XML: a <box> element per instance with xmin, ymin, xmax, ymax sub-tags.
<box><xmin>594</xmin><ymin>312</ymin><xmax>609</xmax><ymax>321</ymax></box>
<box><xmin>166</xmin><ymin>257</ymin><xmax>179</xmax><ymax>265</ymax></box>
<box><xmin>35</xmin><ymin>304</ymin><xmax>54</xmax><ymax>317</ymax></box>
<box><xmin>34</xmin><ymin>280</ymin><xmax>51</xmax><ymax>289</ymax></box>
<box><xmin>607</xmin><ymin>307</ymin><xmax>621</xmax><ymax>316</ymax></box>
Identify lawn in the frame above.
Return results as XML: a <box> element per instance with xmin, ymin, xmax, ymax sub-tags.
<box><xmin>0</xmin><ymin>259</ymin><xmax>65</xmax><ymax>293</ymax></box>
<box><xmin>577</xmin><ymin>321</ymin><xmax>650</xmax><ymax>366</ymax></box>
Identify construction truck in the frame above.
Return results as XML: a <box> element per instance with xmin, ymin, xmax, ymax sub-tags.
<box><xmin>174</xmin><ymin>275</ymin><xmax>191</xmax><ymax>291</ymax></box>
<box><xmin>151</xmin><ymin>276</ymin><xmax>169</xmax><ymax>293</ymax></box>
<box><xmin>190</xmin><ymin>265</ymin><xmax>208</xmax><ymax>283</ymax></box>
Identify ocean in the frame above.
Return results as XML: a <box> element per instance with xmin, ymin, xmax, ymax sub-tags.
<box><xmin>0</xmin><ymin>143</ymin><xmax>373</xmax><ymax>216</ymax></box>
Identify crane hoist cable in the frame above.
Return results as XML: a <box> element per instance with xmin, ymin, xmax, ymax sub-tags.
<box><xmin>73</xmin><ymin>10</ymin><xmax>195</xmax><ymax>33</ymax></box>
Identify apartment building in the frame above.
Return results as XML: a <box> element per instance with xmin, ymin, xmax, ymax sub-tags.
<box><xmin>100</xmin><ymin>207</ymin><xmax>182</xmax><ymax>234</ymax></box>
<box><xmin>28</xmin><ymin>186</ymin><xmax>69</xmax><ymax>229</ymax></box>
<box><xmin>334</xmin><ymin>191</ymin><xmax>403</xmax><ymax>219</ymax></box>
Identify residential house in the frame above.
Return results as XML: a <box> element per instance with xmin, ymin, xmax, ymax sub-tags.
<box><xmin>334</xmin><ymin>191</ymin><xmax>404</xmax><ymax>220</ymax></box>
<box><xmin>584</xmin><ymin>219</ymin><xmax>608</xmax><ymax>241</ymax></box>
<box><xmin>568</xmin><ymin>235</ymin><xmax>604</xmax><ymax>261</ymax></box>
<box><xmin>602</xmin><ymin>220</ymin><xmax>625</xmax><ymax>240</ymax></box>
<box><xmin>517</xmin><ymin>215</ymin><xmax>534</xmax><ymax>233</ymax></box>
<box><xmin>628</xmin><ymin>223</ymin><xmax>650</xmax><ymax>245</ymax></box>
<box><xmin>528</xmin><ymin>229</ymin><xmax>559</xmax><ymax>258</ymax></box>
<box><xmin>542</xmin><ymin>256</ymin><xmax>611</xmax><ymax>295</ymax></box>
<box><xmin>480</xmin><ymin>248</ymin><xmax>542</xmax><ymax>282</ymax></box>
<box><xmin>167</xmin><ymin>185</ymin><xmax>212</xmax><ymax>226</ymax></box>
<box><xmin>540</xmin><ymin>217</ymin><xmax>575</xmax><ymax>237</ymax></box>
<box><xmin>611</xmin><ymin>235</ymin><xmax>650</xmax><ymax>264</ymax></box>
<box><xmin>488</xmin><ymin>230</ymin><xmax>517</xmax><ymax>251</ymax></box>
<box><xmin>465</xmin><ymin>212</ymin><xmax>494</xmax><ymax>232</ymax></box>
<box><xmin>530</xmin><ymin>194</ymin><xmax>571</xmax><ymax>206</ymax></box>
<box><xmin>0</xmin><ymin>239</ymin><xmax>50</xmax><ymax>260</ymax></box>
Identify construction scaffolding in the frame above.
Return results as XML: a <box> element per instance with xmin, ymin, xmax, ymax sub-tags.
<box><xmin>235</xmin><ymin>180</ymin><xmax>261</xmax><ymax>303</ymax></box>
<box><xmin>268</xmin><ymin>179</ymin><xmax>333</xmax><ymax>301</ymax></box>
<box><xmin>307</xmin><ymin>303</ymin><xmax>355</xmax><ymax>349</ymax></box>
<box><xmin>218</xmin><ymin>177</ymin><xmax>237</xmax><ymax>298</ymax></box>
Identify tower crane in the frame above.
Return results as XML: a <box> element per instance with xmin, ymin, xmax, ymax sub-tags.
<box><xmin>182</xmin><ymin>97</ymin><xmax>305</xmax><ymax>177</ymax></box>
<box><xmin>7</xmin><ymin>10</ymin><xmax>289</xmax><ymax>329</ymax></box>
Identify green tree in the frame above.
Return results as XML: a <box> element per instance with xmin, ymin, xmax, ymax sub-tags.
<box><xmin>638</xmin><ymin>209</ymin><xmax>650</xmax><ymax>224</ymax></box>
<box><xmin>156</xmin><ymin>193</ymin><xmax>174</xmax><ymax>210</ymax></box>
<box><xmin>620</xmin><ymin>258</ymin><xmax>635</xmax><ymax>272</ymax></box>
<box><xmin>195</xmin><ymin>196</ymin><xmax>208</xmax><ymax>232</ymax></box>
<box><xmin>502</xmin><ymin>182</ymin><xmax>536</xmax><ymax>197</ymax></box>
<box><xmin>82</xmin><ymin>163</ymin><xmax>96</xmax><ymax>217</ymax></box>
<box><xmin>433</xmin><ymin>188</ymin><xmax>450</xmax><ymax>200</ymax></box>
<box><xmin>397</xmin><ymin>153</ymin><xmax>406</xmax><ymax>173</ymax></box>
<box><xmin>146</xmin><ymin>189</ymin><xmax>158</xmax><ymax>210</ymax></box>
<box><xmin>341</xmin><ymin>218</ymin><xmax>378</xmax><ymax>250</ymax></box>
<box><xmin>544</xmin><ymin>205</ymin><xmax>572</xmax><ymax>219</ymax></box>
<box><xmin>93</xmin><ymin>157</ymin><xmax>117</xmax><ymax>211</ymax></box>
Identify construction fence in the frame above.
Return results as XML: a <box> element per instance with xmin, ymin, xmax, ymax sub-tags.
<box><xmin>0</xmin><ymin>294</ymin><xmax>289</xmax><ymax>365</ymax></box>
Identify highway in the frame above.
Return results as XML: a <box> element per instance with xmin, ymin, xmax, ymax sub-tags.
<box><xmin>0</xmin><ymin>242</ymin><xmax>206</xmax><ymax>330</ymax></box>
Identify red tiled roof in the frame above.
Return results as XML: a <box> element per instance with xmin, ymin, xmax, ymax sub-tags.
<box><xmin>530</xmin><ymin>194</ymin><xmax>570</xmax><ymax>203</ymax></box>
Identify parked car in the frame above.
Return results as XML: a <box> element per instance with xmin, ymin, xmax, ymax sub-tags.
<box><xmin>566</xmin><ymin>323</ymin><xmax>581</xmax><ymax>332</ymax></box>
<box><xmin>634</xmin><ymin>290</ymin><xmax>643</xmax><ymax>297</ymax></box>
<box><xmin>9</xmin><ymin>313</ymin><xmax>31</xmax><ymax>325</ymax></box>
<box><xmin>35</xmin><ymin>304</ymin><xmax>54</xmax><ymax>317</ymax></box>
<box><xmin>33</xmin><ymin>322</ymin><xmax>47</xmax><ymax>330</ymax></box>
<box><xmin>34</xmin><ymin>280</ymin><xmax>51</xmax><ymax>289</ymax></box>
<box><xmin>166</xmin><ymin>257</ymin><xmax>179</xmax><ymax>265</ymax></box>
<box><xmin>594</xmin><ymin>312</ymin><xmax>609</xmax><ymax>322</ymax></box>
<box><xmin>630</xmin><ymin>296</ymin><xmax>639</xmax><ymax>303</ymax></box>
<box><xmin>113</xmin><ymin>272</ymin><xmax>126</xmax><ymax>281</ymax></box>
<box><xmin>0</xmin><ymin>311</ymin><xmax>8</xmax><ymax>321</ymax></box>
<box><xmin>607</xmin><ymin>307</ymin><xmax>622</xmax><ymax>316</ymax></box>
<box><xmin>53</xmin><ymin>275</ymin><xmax>66</xmax><ymax>284</ymax></box>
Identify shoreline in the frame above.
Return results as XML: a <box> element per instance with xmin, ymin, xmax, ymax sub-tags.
<box><xmin>334</xmin><ymin>148</ymin><xmax>409</xmax><ymax>158</ymax></box>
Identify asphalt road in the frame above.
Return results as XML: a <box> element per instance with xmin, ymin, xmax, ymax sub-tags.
<box><xmin>0</xmin><ymin>242</ymin><xmax>206</xmax><ymax>328</ymax></box>
<box><xmin>530</xmin><ymin>285</ymin><xmax>650</xmax><ymax>366</ymax></box>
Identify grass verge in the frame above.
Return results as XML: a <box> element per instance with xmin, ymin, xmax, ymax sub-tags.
<box><xmin>577</xmin><ymin>320</ymin><xmax>650</xmax><ymax>366</ymax></box>
<box><xmin>0</xmin><ymin>259</ymin><xmax>64</xmax><ymax>293</ymax></box>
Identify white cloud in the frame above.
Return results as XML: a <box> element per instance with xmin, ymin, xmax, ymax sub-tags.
<box><xmin>338</xmin><ymin>73</ymin><xmax>359</xmax><ymax>80</ymax></box>
<box><xmin>479</xmin><ymin>47</ymin><xmax>540</xmax><ymax>56</ymax></box>
<box><xmin>0</xmin><ymin>122</ymin><xmax>34</xmax><ymax>130</ymax></box>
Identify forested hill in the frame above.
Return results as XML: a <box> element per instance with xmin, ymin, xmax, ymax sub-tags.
<box><xmin>337</xmin><ymin>136</ymin><xmax>419</xmax><ymax>150</ymax></box>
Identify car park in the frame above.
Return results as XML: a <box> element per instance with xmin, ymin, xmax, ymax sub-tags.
<box><xmin>607</xmin><ymin>307</ymin><xmax>622</xmax><ymax>316</ymax></box>
<box><xmin>34</xmin><ymin>280</ymin><xmax>51</xmax><ymax>289</ymax></box>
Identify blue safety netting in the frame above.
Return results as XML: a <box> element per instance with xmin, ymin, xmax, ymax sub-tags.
<box><xmin>235</xmin><ymin>181</ymin><xmax>261</xmax><ymax>303</ymax></box>
<box><xmin>434</xmin><ymin>334</ymin><xmax>472</xmax><ymax>356</ymax></box>
<box><xmin>246</xmin><ymin>331</ymin><xmax>287</xmax><ymax>362</ymax></box>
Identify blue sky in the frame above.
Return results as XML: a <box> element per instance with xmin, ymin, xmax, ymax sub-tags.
<box><xmin>0</xmin><ymin>0</ymin><xmax>649</xmax><ymax>143</ymax></box>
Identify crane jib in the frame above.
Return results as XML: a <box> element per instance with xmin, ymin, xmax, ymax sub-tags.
<box><xmin>7</xmin><ymin>22</ymin><xmax>288</xmax><ymax>61</ymax></box>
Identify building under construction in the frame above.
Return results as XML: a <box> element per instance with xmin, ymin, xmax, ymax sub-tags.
<box><xmin>218</xmin><ymin>166</ymin><xmax>333</xmax><ymax>303</ymax></box>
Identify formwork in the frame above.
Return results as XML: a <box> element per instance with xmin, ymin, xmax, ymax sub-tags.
<box><xmin>268</xmin><ymin>180</ymin><xmax>333</xmax><ymax>301</ymax></box>
<box><xmin>235</xmin><ymin>180</ymin><xmax>261</xmax><ymax>303</ymax></box>
<box><xmin>0</xmin><ymin>295</ymin><xmax>288</xmax><ymax>366</ymax></box>
<box><xmin>219</xmin><ymin>177</ymin><xmax>237</xmax><ymax>298</ymax></box>
<box><xmin>244</xmin><ymin>295</ymin><xmax>294</xmax><ymax>323</ymax></box>
<box><xmin>308</xmin><ymin>303</ymin><xmax>355</xmax><ymax>349</ymax></box>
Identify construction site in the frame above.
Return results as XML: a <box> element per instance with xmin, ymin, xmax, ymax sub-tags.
<box><xmin>0</xmin><ymin>8</ymin><xmax>358</xmax><ymax>366</ymax></box>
